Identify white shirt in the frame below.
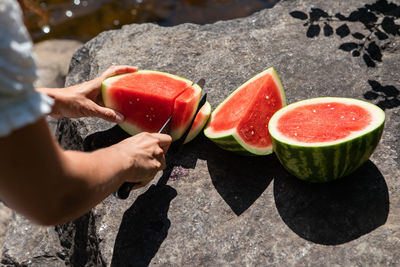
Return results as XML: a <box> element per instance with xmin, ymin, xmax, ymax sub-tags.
<box><xmin>0</xmin><ymin>0</ymin><xmax>53</xmax><ymax>137</ymax></box>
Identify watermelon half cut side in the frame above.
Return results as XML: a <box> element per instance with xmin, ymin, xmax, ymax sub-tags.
<box><xmin>268</xmin><ymin>97</ymin><xmax>385</xmax><ymax>182</ymax></box>
<box><xmin>204</xmin><ymin>67</ymin><xmax>286</xmax><ymax>155</ymax></box>
<box><xmin>102</xmin><ymin>70</ymin><xmax>202</xmax><ymax>140</ymax></box>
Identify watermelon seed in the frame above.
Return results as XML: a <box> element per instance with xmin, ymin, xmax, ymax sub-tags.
<box><xmin>150</xmin><ymin>107</ymin><xmax>154</xmax><ymax>111</ymax></box>
<box><xmin>251</xmin><ymin>131</ymin><xmax>255</xmax><ymax>135</ymax></box>
<box><xmin>340</xmin><ymin>115</ymin><xmax>344</xmax><ymax>119</ymax></box>
<box><xmin>146</xmin><ymin>115</ymin><xmax>149</xmax><ymax>117</ymax></box>
<box><xmin>265</xmin><ymin>95</ymin><xmax>269</xmax><ymax>99</ymax></box>
<box><xmin>129</xmin><ymin>100</ymin><xmax>133</xmax><ymax>104</ymax></box>
<box><xmin>149</xmin><ymin>118</ymin><xmax>152</xmax><ymax>121</ymax></box>
<box><xmin>136</xmin><ymin>98</ymin><xmax>140</xmax><ymax>101</ymax></box>
<box><xmin>352</xmin><ymin>118</ymin><xmax>355</xmax><ymax>120</ymax></box>
<box><xmin>313</xmin><ymin>109</ymin><xmax>316</xmax><ymax>113</ymax></box>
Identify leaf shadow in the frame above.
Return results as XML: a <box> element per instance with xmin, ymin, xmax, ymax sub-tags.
<box><xmin>364</xmin><ymin>80</ymin><xmax>400</xmax><ymax>110</ymax></box>
<box><xmin>290</xmin><ymin>0</ymin><xmax>400</xmax><ymax>68</ymax></box>
<box><xmin>274</xmin><ymin>160</ymin><xmax>389</xmax><ymax>245</ymax></box>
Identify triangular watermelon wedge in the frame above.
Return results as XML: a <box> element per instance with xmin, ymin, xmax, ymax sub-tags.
<box><xmin>183</xmin><ymin>101</ymin><xmax>211</xmax><ymax>144</ymax></box>
<box><xmin>204</xmin><ymin>67</ymin><xmax>286</xmax><ymax>155</ymax></box>
<box><xmin>102</xmin><ymin>70</ymin><xmax>202</xmax><ymax>140</ymax></box>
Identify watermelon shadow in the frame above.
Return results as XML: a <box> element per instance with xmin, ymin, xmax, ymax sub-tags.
<box><xmin>183</xmin><ymin>134</ymin><xmax>275</xmax><ymax>216</ymax></box>
<box><xmin>273</xmin><ymin>160</ymin><xmax>389</xmax><ymax>245</ymax></box>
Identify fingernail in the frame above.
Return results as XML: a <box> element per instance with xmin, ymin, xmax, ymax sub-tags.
<box><xmin>116</xmin><ymin>112</ymin><xmax>124</xmax><ymax>123</ymax></box>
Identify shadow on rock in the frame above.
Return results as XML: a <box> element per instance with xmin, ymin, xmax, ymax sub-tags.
<box><xmin>364</xmin><ymin>80</ymin><xmax>400</xmax><ymax>110</ymax></box>
<box><xmin>186</xmin><ymin>134</ymin><xmax>275</xmax><ymax>216</ymax></box>
<box><xmin>83</xmin><ymin>125</ymin><xmax>131</xmax><ymax>151</ymax></box>
<box><xmin>111</xmin><ymin>184</ymin><xmax>177</xmax><ymax>267</ymax></box>
<box><xmin>274</xmin><ymin>160</ymin><xmax>389</xmax><ymax>245</ymax></box>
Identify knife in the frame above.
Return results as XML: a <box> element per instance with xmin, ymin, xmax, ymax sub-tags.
<box><xmin>114</xmin><ymin>79</ymin><xmax>207</xmax><ymax>199</ymax></box>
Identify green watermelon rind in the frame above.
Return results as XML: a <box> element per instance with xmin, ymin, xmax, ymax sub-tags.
<box><xmin>204</xmin><ymin>67</ymin><xmax>286</xmax><ymax>156</ymax></box>
<box><xmin>101</xmin><ymin>70</ymin><xmax>202</xmax><ymax>140</ymax></box>
<box><xmin>268</xmin><ymin>97</ymin><xmax>385</xmax><ymax>182</ymax></box>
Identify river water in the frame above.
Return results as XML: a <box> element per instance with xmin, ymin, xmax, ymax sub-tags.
<box><xmin>24</xmin><ymin>0</ymin><xmax>279</xmax><ymax>42</ymax></box>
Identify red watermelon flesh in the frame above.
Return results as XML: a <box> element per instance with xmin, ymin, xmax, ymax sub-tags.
<box><xmin>102</xmin><ymin>70</ymin><xmax>201</xmax><ymax>140</ymax></box>
<box><xmin>208</xmin><ymin>73</ymin><xmax>284</xmax><ymax>148</ymax></box>
<box><xmin>170</xmin><ymin>86</ymin><xmax>201</xmax><ymax>139</ymax></box>
<box><xmin>277</xmin><ymin>102</ymin><xmax>372</xmax><ymax>143</ymax></box>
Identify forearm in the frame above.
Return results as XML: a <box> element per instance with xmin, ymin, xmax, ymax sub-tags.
<box><xmin>57</xmin><ymin>147</ymin><xmax>131</xmax><ymax>223</ymax></box>
<box><xmin>0</xmin><ymin>118</ymin><xmax>129</xmax><ymax>225</ymax></box>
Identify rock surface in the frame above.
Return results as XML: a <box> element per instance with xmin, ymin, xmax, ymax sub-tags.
<box><xmin>3</xmin><ymin>0</ymin><xmax>400</xmax><ymax>266</ymax></box>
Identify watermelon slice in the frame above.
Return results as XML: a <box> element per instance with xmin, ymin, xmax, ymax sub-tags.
<box><xmin>183</xmin><ymin>101</ymin><xmax>211</xmax><ymax>144</ymax></box>
<box><xmin>204</xmin><ymin>67</ymin><xmax>286</xmax><ymax>155</ymax></box>
<box><xmin>101</xmin><ymin>70</ymin><xmax>202</xmax><ymax>140</ymax></box>
<box><xmin>268</xmin><ymin>97</ymin><xmax>385</xmax><ymax>182</ymax></box>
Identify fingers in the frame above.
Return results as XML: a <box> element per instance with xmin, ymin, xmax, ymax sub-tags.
<box><xmin>152</xmin><ymin>133</ymin><xmax>173</xmax><ymax>153</ymax></box>
<box><xmin>101</xmin><ymin>65</ymin><xmax>138</xmax><ymax>79</ymax></box>
<box><xmin>93</xmin><ymin>106</ymin><xmax>124</xmax><ymax>123</ymax></box>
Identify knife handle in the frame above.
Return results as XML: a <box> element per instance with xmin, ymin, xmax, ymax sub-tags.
<box><xmin>113</xmin><ymin>182</ymin><xmax>138</xmax><ymax>199</ymax></box>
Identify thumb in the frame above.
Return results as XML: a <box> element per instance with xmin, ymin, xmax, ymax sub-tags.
<box><xmin>94</xmin><ymin>106</ymin><xmax>125</xmax><ymax>123</ymax></box>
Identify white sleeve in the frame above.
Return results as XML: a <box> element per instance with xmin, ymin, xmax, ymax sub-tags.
<box><xmin>0</xmin><ymin>0</ymin><xmax>53</xmax><ymax>137</ymax></box>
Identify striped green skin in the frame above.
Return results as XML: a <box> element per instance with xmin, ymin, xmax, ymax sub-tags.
<box><xmin>208</xmin><ymin>134</ymin><xmax>259</xmax><ymax>156</ymax></box>
<box><xmin>271</xmin><ymin>119</ymin><xmax>384</xmax><ymax>183</ymax></box>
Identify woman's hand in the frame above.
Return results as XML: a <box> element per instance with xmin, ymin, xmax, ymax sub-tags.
<box><xmin>112</xmin><ymin>132</ymin><xmax>172</xmax><ymax>188</ymax></box>
<box><xmin>37</xmin><ymin>65</ymin><xmax>138</xmax><ymax>122</ymax></box>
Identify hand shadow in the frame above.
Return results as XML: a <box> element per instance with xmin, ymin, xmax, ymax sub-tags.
<box><xmin>84</xmin><ymin>126</ymin><xmax>194</xmax><ymax>266</ymax></box>
<box><xmin>274</xmin><ymin>160</ymin><xmax>389</xmax><ymax>245</ymax></box>
<box><xmin>185</xmin><ymin>134</ymin><xmax>275</xmax><ymax>216</ymax></box>
<box><xmin>111</xmin><ymin>183</ymin><xmax>177</xmax><ymax>267</ymax></box>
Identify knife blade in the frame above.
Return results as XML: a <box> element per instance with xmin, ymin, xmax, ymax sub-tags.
<box><xmin>113</xmin><ymin>116</ymin><xmax>172</xmax><ymax>199</ymax></box>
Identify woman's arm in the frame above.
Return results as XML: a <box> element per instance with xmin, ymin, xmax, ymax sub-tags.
<box><xmin>0</xmin><ymin>117</ymin><xmax>171</xmax><ymax>226</ymax></box>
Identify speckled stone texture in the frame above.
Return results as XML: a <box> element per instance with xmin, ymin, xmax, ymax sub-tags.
<box><xmin>2</xmin><ymin>0</ymin><xmax>400</xmax><ymax>266</ymax></box>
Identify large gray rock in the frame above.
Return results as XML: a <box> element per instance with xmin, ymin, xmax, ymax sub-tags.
<box><xmin>3</xmin><ymin>0</ymin><xmax>400</xmax><ymax>266</ymax></box>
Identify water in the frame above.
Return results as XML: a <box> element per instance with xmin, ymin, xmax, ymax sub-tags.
<box><xmin>24</xmin><ymin>0</ymin><xmax>279</xmax><ymax>42</ymax></box>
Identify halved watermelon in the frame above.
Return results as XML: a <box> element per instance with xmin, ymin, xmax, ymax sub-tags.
<box><xmin>204</xmin><ymin>67</ymin><xmax>286</xmax><ymax>155</ymax></box>
<box><xmin>102</xmin><ymin>70</ymin><xmax>202</xmax><ymax>140</ymax></box>
<box><xmin>184</xmin><ymin>101</ymin><xmax>211</xmax><ymax>144</ymax></box>
<box><xmin>268</xmin><ymin>97</ymin><xmax>385</xmax><ymax>182</ymax></box>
